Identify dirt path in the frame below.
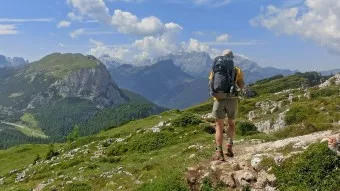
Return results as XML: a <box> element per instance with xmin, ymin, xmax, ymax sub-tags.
<box><xmin>186</xmin><ymin>130</ymin><xmax>339</xmax><ymax>191</ymax></box>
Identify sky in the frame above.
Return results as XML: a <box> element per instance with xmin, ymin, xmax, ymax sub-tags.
<box><xmin>0</xmin><ymin>0</ymin><xmax>339</xmax><ymax>71</ymax></box>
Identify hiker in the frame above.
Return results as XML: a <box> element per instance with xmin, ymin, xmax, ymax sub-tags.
<box><xmin>209</xmin><ymin>49</ymin><xmax>245</xmax><ymax>161</ymax></box>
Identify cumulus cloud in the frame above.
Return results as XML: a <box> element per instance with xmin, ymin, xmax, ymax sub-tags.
<box><xmin>57</xmin><ymin>21</ymin><xmax>71</xmax><ymax>28</ymax></box>
<box><xmin>89</xmin><ymin>39</ymin><xmax>131</xmax><ymax>60</ymax></box>
<box><xmin>251</xmin><ymin>0</ymin><xmax>340</xmax><ymax>54</ymax></box>
<box><xmin>216</xmin><ymin>34</ymin><xmax>229</xmax><ymax>42</ymax></box>
<box><xmin>67</xmin><ymin>0</ymin><xmax>111</xmax><ymax>23</ymax></box>
<box><xmin>181</xmin><ymin>38</ymin><xmax>221</xmax><ymax>58</ymax></box>
<box><xmin>133</xmin><ymin>22</ymin><xmax>183</xmax><ymax>57</ymax></box>
<box><xmin>0</xmin><ymin>24</ymin><xmax>18</xmax><ymax>35</ymax></box>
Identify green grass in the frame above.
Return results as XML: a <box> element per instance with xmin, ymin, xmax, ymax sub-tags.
<box><xmin>27</xmin><ymin>53</ymin><xmax>98</xmax><ymax>78</ymax></box>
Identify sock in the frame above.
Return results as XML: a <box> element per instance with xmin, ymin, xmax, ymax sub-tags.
<box><xmin>216</xmin><ymin>145</ymin><xmax>223</xmax><ymax>151</ymax></box>
<box><xmin>227</xmin><ymin>138</ymin><xmax>233</xmax><ymax>146</ymax></box>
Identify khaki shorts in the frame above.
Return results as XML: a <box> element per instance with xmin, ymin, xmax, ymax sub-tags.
<box><xmin>212</xmin><ymin>98</ymin><xmax>238</xmax><ymax>120</ymax></box>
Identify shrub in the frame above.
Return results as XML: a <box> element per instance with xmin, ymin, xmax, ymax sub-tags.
<box><xmin>172</xmin><ymin>112</ymin><xmax>202</xmax><ymax>127</ymax></box>
<box><xmin>33</xmin><ymin>154</ymin><xmax>41</xmax><ymax>165</ymax></box>
<box><xmin>199</xmin><ymin>123</ymin><xmax>215</xmax><ymax>134</ymax></box>
<box><xmin>100</xmin><ymin>156</ymin><xmax>122</xmax><ymax>163</ymax></box>
<box><xmin>45</xmin><ymin>144</ymin><xmax>59</xmax><ymax>160</ymax></box>
<box><xmin>236</xmin><ymin>120</ymin><xmax>258</xmax><ymax>136</ymax></box>
<box><xmin>107</xmin><ymin>143</ymin><xmax>129</xmax><ymax>156</ymax></box>
<box><xmin>130</xmin><ymin>132</ymin><xmax>172</xmax><ymax>153</ymax></box>
<box><xmin>274</xmin><ymin>143</ymin><xmax>340</xmax><ymax>191</ymax></box>
<box><xmin>64</xmin><ymin>182</ymin><xmax>92</xmax><ymax>191</ymax></box>
<box><xmin>285</xmin><ymin>106</ymin><xmax>308</xmax><ymax>125</ymax></box>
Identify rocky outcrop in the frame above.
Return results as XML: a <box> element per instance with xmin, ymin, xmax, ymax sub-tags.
<box><xmin>319</xmin><ymin>73</ymin><xmax>340</xmax><ymax>88</ymax></box>
<box><xmin>50</xmin><ymin>62</ymin><xmax>127</xmax><ymax>108</ymax></box>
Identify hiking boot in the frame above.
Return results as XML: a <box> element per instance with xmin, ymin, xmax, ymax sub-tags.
<box><xmin>213</xmin><ymin>150</ymin><xmax>225</xmax><ymax>161</ymax></box>
<box><xmin>225</xmin><ymin>144</ymin><xmax>234</xmax><ymax>157</ymax></box>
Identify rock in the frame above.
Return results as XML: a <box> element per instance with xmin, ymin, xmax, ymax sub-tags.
<box><xmin>201</xmin><ymin>113</ymin><xmax>215</xmax><ymax>122</ymax></box>
<box><xmin>210</xmin><ymin>161</ymin><xmax>223</xmax><ymax>171</ymax></box>
<box><xmin>319</xmin><ymin>74</ymin><xmax>340</xmax><ymax>88</ymax></box>
<box><xmin>251</xmin><ymin>154</ymin><xmax>266</xmax><ymax>170</ymax></box>
<box><xmin>188</xmin><ymin>144</ymin><xmax>202</xmax><ymax>151</ymax></box>
<box><xmin>255</xmin><ymin>120</ymin><xmax>271</xmax><ymax>133</ymax></box>
<box><xmin>0</xmin><ymin>177</ymin><xmax>4</xmax><ymax>185</ymax></box>
<box><xmin>219</xmin><ymin>172</ymin><xmax>236</xmax><ymax>188</ymax></box>
<box><xmin>288</xmin><ymin>93</ymin><xmax>294</xmax><ymax>103</ymax></box>
<box><xmin>189</xmin><ymin>154</ymin><xmax>196</xmax><ymax>159</ymax></box>
<box><xmin>15</xmin><ymin>170</ymin><xmax>26</xmax><ymax>183</ymax></box>
<box><xmin>274</xmin><ymin>155</ymin><xmax>284</xmax><ymax>166</ymax></box>
<box><xmin>151</xmin><ymin>127</ymin><xmax>161</xmax><ymax>133</ymax></box>
<box><xmin>248</xmin><ymin>111</ymin><xmax>256</xmax><ymax>121</ymax></box>
<box><xmin>304</xmin><ymin>91</ymin><xmax>311</xmax><ymax>99</ymax></box>
<box><xmin>234</xmin><ymin>170</ymin><xmax>257</xmax><ymax>186</ymax></box>
<box><xmin>293</xmin><ymin>141</ymin><xmax>307</xmax><ymax>149</ymax></box>
<box><xmin>230</xmin><ymin>160</ymin><xmax>241</xmax><ymax>171</ymax></box>
<box><xmin>265</xmin><ymin>185</ymin><xmax>277</xmax><ymax>191</ymax></box>
<box><xmin>116</xmin><ymin>138</ymin><xmax>124</xmax><ymax>142</ymax></box>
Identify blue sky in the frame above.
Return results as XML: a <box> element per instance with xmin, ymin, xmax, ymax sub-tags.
<box><xmin>0</xmin><ymin>0</ymin><xmax>339</xmax><ymax>71</ymax></box>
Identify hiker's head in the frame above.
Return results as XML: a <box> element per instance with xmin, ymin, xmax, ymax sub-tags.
<box><xmin>222</xmin><ymin>49</ymin><xmax>234</xmax><ymax>58</ymax></box>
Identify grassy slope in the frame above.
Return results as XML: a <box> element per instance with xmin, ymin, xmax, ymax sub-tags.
<box><xmin>0</xmin><ymin>73</ymin><xmax>339</xmax><ymax>191</ymax></box>
<box><xmin>27</xmin><ymin>53</ymin><xmax>98</xmax><ymax>78</ymax></box>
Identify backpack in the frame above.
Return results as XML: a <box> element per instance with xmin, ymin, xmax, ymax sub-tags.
<box><xmin>209</xmin><ymin>56</ymin><xmax>237</xmax><ymax>99</ymax></box>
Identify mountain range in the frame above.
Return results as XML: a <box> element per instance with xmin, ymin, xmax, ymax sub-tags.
<box><xmin>0</xmin><ymin>54</ymin><xmax>29</xmax><ymax>68</ymax></box>
<box><xmin>0</xmin><ymin>53</ymin><xmax>165</xmax><ymax>148</ymax></box>
<box><xmin>105</xmin><ymin>51</ymin><xmax>299</xmax><ymax>109</ymax></box>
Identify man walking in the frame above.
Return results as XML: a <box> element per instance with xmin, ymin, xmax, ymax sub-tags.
<box><xmin>209</xmin><ymin>50</ymin><xmax>245</xmax><ymax>161</ymax></box>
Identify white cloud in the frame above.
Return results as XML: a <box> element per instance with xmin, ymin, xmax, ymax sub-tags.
<box><xmin>58</xmin><ymin>43</ymin><xmax>65</xmax><ymax>47</ymax></box>
<box><xmin>89</xmin><ymin>39</ymin><xmax>131</xmax><ymax>60</ymax></box>
<box><xmin>69</xmin><ymin>28</ymin><xmax>114</xmax><ymax>38</ymax></box>
<box><xmin>67</xmin><ymin>12</ymin><xmax>83</xmax><ymax>21</ymax></box>
<box><xmin>0</xmin><ymin>18</ymin><xmax>54</xmax><ymax>22</ymax></box>
<box><xmin>251</xmin><ymin>0</ymin><xmax>340</xmax><ymax>54</ymax></box>
<box><xmin>216</xmin><ymin>33</ymin><xmax>229</xmax><ymax>42</ymax></box>
<box><xmin>181</xmin><ymin>38</ymin><xmax>221</xmax><ymax>58</ymax></box>
<box><xmin>111</xmin><ymin>10</ymin><xmax>182</xmax><ymax>36</ymax></box>
<box><xmin>133</xmin><ymin>22</ymin><xmax>183</xmax><ymax>57</ymax></box>
<box><xmin>0</xmin><ymin>24</ymin><xmax>18</xmax><ymax>35</ymax></box>
<box><xmin>67</xmin><ymin>0</ymin><xmax>111</xmax><ymax>23</ymax></box>
<box><xmin>57</xmin><ymin>21</ymin><xmax>71</xmax><ymax>28</ymax></box>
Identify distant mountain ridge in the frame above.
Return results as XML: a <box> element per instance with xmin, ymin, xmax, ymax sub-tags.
<box><xmin>0</xmin><ymin>54</ymin><xmax>29</xmax><ymax>68</ymax></box>
<box><xmin>108</xmin><ymin>51</ymin><xmax>298</xmax><ymax>109</ymax></box>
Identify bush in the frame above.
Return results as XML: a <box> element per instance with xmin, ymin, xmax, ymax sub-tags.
<box><xmin>130</xmin><ymin>132</ymin><xmax>172</xmax><ymax>153</ymax></box>
<box><xmin>100</xmin><ymin>156</ymin><xmax>122</xmax><ymax>163</ymax></box>
<box><xmin>33</xmin><ymin>154</ymin><xmax>41</xmax><ymax>165</ymax></box>
<box><xmin>285</xmin><ymin>106</ymin><xmax>308</xmax><ymax>125</ymax></box>
<box><xmin>199</xmin><ymin>123</ymin><xmax>215</xmax><ymax>134</ymax></box>
<box><xmin>107</xmin><ymin>143</ymin><xmax>129</xmax><ymax>156</ymax></box>
<box><xmin>64</xmin><ymin>182</ymin><xmax>92</xmax><ymax>191</ymax></box>
<box><xmin>172</xmin><ymin>112</ymin><xmax>202</xmax><ymax>127</ymax></box>
<box><xmin>236</xmin><ymin>120</ymin><xmax>258</xmax><ymax>136</ymax></box>
<box><xmin>45</xmin><ymin>144</ymin><xmax>59</xmax><ymax>160</ymax></box>
<box><xmin>274</xmin><ymin>143</ymin><xmax>340</xmax><ymax>191</ymax></box>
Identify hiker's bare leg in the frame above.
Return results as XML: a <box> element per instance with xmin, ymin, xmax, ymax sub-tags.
<box><xmin>215</xmin><ymin>119</ymin><xmax>224</xmax><ymax>147</ymax></box>
<box><xmin>225</xmin><ymin>119</ymin><xmax>235</xmax><ymax>157</ymax></box>
<box><xmin>227</xmin><ymin>119</ymin><xmax>235</xmax><ymax>141</ymax></box>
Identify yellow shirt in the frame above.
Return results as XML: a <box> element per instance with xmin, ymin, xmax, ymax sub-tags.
<box><xmin>209</xmin><ymin>67</ymin><xmax>244</xmax><ymax>100</ymax></box>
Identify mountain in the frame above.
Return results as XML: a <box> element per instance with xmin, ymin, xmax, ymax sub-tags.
<box><xmin>321</xmin><ymin>69</ymin><xmax>340</xmax><ymax>76</ymax></box>
<box><xmin>0</xmin><ymin>54</ymin><xmax>29</xmax><ymax>68</ymax></box>
<box><xmin>109</xmin><ymin>59</ymin><xmax>195</xmax><ymax>106</ymax></box>
<box><xmin>98</xmin><ymin>55</ymin><xmax>125</xmax><ymax>69</ymax></box>
<box><xmin>154</xmin><ymin>51</ymin><xmax>296</xmax><ymax>84</ymax></box>
<box><xmin>0</xmin><ymin>73</ymin><xmax>339</xmax><ymax>191</ymax></box>
<box><xmin>0</xmin><ymin>53</ymin><xmax>165</xmax><ymax>148</ymax></box>
<box><xmin>154</xmin><ymin>51</ymin><xmax>212</xmax><ymax>78</ymax></box>
<box><xmin>108</xmin><ymin>52</ymin><xmax>297</xmax><ymax>109</ymax></box>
